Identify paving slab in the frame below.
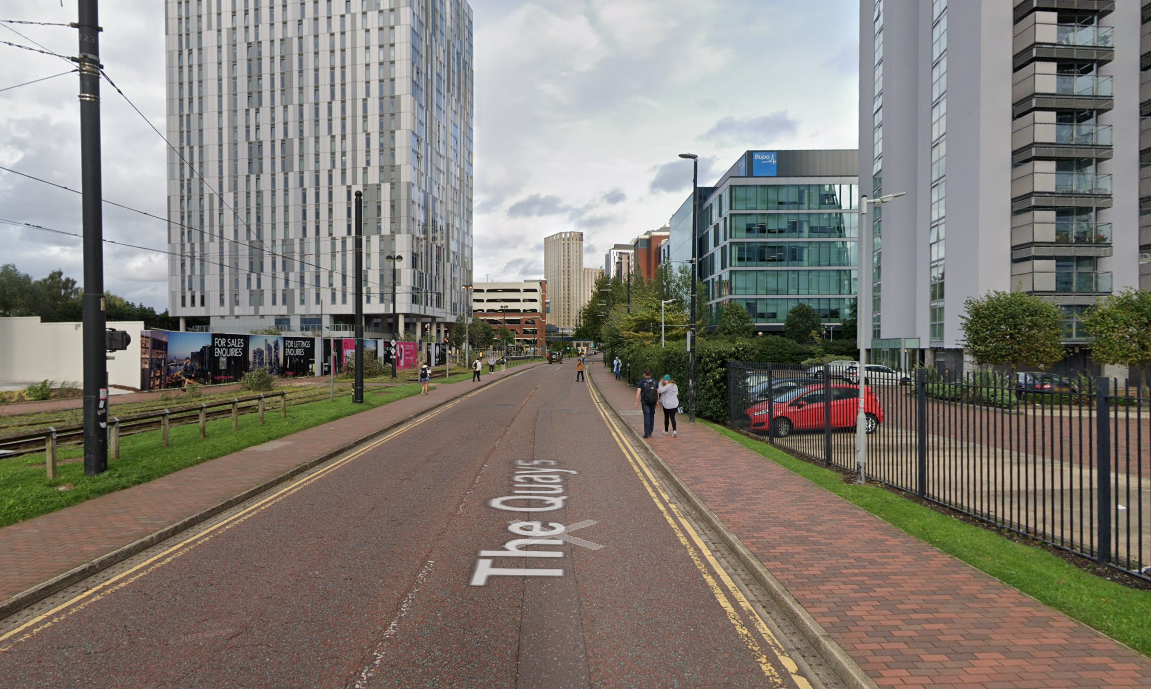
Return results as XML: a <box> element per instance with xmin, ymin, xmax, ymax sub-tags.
<box><xmin>590</xmin><ymin>365</ymin><xmax>1151</xmax><ymax>689</ymax></box>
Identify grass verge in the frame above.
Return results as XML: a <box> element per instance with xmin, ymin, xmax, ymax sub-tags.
<box><xmin>703</xmin><ymin>420</ymin><xmax>1151</xmax><ymax>658</ymax></box>
<box><xmin>0</xmin><ymin>383</ymin><xmax>424</xmax><ymax>529</ymax></box>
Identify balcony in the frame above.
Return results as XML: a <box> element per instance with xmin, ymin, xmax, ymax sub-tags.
<box><xmin>1013</xmin><ymin>20</ymin><xmax>1115</xmax><ymax>69</ymax></box>
<box><xmin>1143</xmin><ymin>118</ymin><xmax>1151</xmax><ymax>157</ymax></box>
<box><xmin>1014</xmin><ymin>0</ymin><xmax>1115</xmax><ymax>23</ymax></box>
<box><xmin>1013</xmin><ymin>70</ymin><xmax>1114</xmax><ymax>117</ymax></box>
<box><xmin>1046</xmin><ymin>271</ymin><xmax>1112</xmax><ymax>293</ymax></box>
<box><xmin>1011</xmin><ymin>169</ymin><xmax>1113</xmax><ymax>211</ymax></box>
<box><xmin>1144</xmin><ymin>70</ymin><xmax>1151</xmax><ymax>116</ymax></box>
<box><xmin>1011</xmin><ymin>121</ymin><xmax>1113</xmax><ymax>163</ymax></box>
<box><xmin>1143</xmin><ymin>21</ymin><xmax>1151</xmax><ymax>70</ymax></box>
<box><xmin>1011</xmin><ymin>216</ymin><xmax>1113</xmax><ymax>259</ymax></box>
<box><xmin>1143</xmin><ymin>165</ymin><xmax>1151</xmax><ymax>200</ymax></box>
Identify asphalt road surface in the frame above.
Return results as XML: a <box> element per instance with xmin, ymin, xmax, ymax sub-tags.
<box><xmin>0</xmin><ymin>362</ymin><xmax>827</xmax><ymax>688</ymax></box>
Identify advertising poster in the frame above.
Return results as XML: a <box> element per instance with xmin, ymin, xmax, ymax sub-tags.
<box><xmin>140</xmin><ymin>331</ymin><xmax>168</xmax><ymax>391</ymax></box>
<box><xmin>396</xmin><ymin>342</ymin><xmax>418</xmax><ymax>370</ymax></box>
<box><xmin>338</xmin><ymin>338</ymin><xmax>379</xmax><ymax>373</ymax></box>
<box><xmin>211</xmin><ymin>334</ymin><xmax>249</xmax><ymax>383</ymax></box>
<box><xmin>249</xmin><ymin>335</ymin><xmax>284</xmax><ymax>375</ymax></box>
<box><xmin>282</xmin><ymin>337</ymin><xmax>316</xmax><ymax>377</ymax></box>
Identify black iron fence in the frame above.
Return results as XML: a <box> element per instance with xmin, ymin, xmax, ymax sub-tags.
<box><xmin>728</xmin><ymin>361</ymin><xmax>1151</xmax><ymax>580</ymax></box>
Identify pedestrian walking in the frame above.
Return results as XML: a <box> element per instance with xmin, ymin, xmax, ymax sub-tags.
<box><xmin>658</xmin><ymin>374</ymin><xmax>679</xmax><ymax>437</ymax></box>
<box><xmin>575</xmin><ymin>357</ymin><xmax>585</xmax><ymax>382</ymax></box>
<box><xmin>472</xmin><ymin>357</ymin><xmax>482</xmax><ymax>383</ymax></box>
<box><xmin>613</xmin><ymin>356</ymin><xmax>622</xmax><ymax>381</ymax></box>
<box><xmin>633</xmin><ymin>368</ymin><xmax>659</xmax><ymax>439</ymax></box>
<box><xmin>419</xmin><ymin>363</ymin><xmax>431</xmax><ymax>395</ymax></box>
<box><xmin>489</xmin><ymin>357</ymin><xmax>495</xmax><ymax>374</ymax></box>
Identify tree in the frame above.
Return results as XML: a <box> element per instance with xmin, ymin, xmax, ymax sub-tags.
<box><xmin>449</xmin><ymin>315</ymin><xmax>468</xmax><ymax>350</ymax></box>
<box><xmin>469</xmin><ymin>320</ymin><xmax>494</xmax><ymax>349</ymax></box>
<box><xmin>1082</xmin><ymin>288</ymin><xmax>1151</xmax><ymax>388</ymax></box>
<box><xmin>716</xmin><ymin>300</ymin><xmax>754</xmax><ymax>339</ymax></box>
<box><xmin>783</xmin><ymin>304</ymin><xmax>821</xmax><ymax>345</ymax></box>
<box><xmin>960</xmin><ymin>290</ymin><xmax>1064</xmax><ymax>369</ymax></box>
<box><xmin>0</xmin><ymin>264</ymin><xmax>38</xmax><ymax>317</ymax></box>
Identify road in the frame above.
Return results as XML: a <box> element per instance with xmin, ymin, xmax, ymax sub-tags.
<box><xmin>0</xmin><ymin>361</ymin><xmax>831</xmax><ymax>688</ymax></box>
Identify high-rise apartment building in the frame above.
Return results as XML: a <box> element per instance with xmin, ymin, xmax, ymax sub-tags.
<box><xmin>861</xmin><ymin>0</ymin><xmax>1145</xmax><ymax>372</ymax></box>
<box><xmin>165</xmin><ymin>0</ymin><xmax>473</xmax><ymax>342</ymax></box>
<box><xmin>581</xmin><ymin>267</ymin><xmax>603</xmax><ymax>325</ymax></box>
<box><xmin>604</xmin><ymin>244</ymin><xmax>634</xmax><ymax>280</ymax></box>
<box><xmin>544</xmin><ymin>231</ymin><xmax>585</xmax><ymax>331</ymax></box>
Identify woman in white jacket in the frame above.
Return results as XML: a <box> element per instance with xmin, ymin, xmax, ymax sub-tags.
<box><xmin>658</xmin><ymin>374</ymin><xmax>679</xmax><ymax>437</ymax></box>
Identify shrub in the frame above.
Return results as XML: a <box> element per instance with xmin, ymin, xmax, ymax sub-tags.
<box><xmin>343</xmin><ymin>350</ymin><xmax>387</xmax><ymax>379</ymax></box>
<box><xmin>184</xmin><ymin>383</ymin><xmax>202</xmax><ymax>399</ymax></box>
<box><xmin>977</xmin><ymin>388</ymin><xmax>1018</xmax><ymax>409</ymax></box>
<box><xmin>801</xmin><ymin>353</ymin><xmax>852</xmax><ymax>368</ymax></box>
<box><xmin>240</xmin><ymin>367</ymin><xmax>276</xmax><ymax>391</ymax></box>
<box><xmin>822</xmin><ymin>339</ymin><xmax>860</xmax><ymax>359</ymax></box>
<box><xmin>24</xmin><ymin>380</ymin><xmax>53</xmax><ymax>401</ymax></box>
<box><xmin>925</xmin><ymin>383</ymin><xmax>962</xmax><ymax>402</ymax></box>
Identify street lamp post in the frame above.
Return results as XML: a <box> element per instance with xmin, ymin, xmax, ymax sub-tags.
<box><xmin>855</xmin><ymin>191</ymin><xmax>905</xmax><ymax>484</ymax></box>
<box><xmin>462</xmin><ymin>283</ymin><xmax>473</xmax><ymax>370</ymax></box>
<box><xmin>679</xmin><ymin>153</ymin><xmax>699</xmax><ymax>423</ymax></box>
<box><xmin>385</xmin><ymin>254</ymin><xmax>403</xmax><ymax>378</ymax></box>
<box><xmin>661</xmin><ymin>299</ymin><xmax>676</xmax><ymax>348</ymax></box>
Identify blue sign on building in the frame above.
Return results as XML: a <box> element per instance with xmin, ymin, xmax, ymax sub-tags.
<box><xmin>751</xmin><ymin>151</ymin><xmax>778</xmax><ymax>177</ymax></box>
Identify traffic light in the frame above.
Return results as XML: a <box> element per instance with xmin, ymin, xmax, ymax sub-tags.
<box><xmin>105</xmin><ymin>329</ymin><xmax>131</xmax><ymax>352</ymax></box>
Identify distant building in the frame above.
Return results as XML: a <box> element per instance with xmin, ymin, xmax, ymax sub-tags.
<box><xmin>604</xmin><ymin>244</ymin><xmax>634</xmax><ymax>280</ymax></box>
<box><xmin>472</xmin><ymin>280</ymin><xmax>547</xmax><ymax>351</ymax></box>
<box><xmin>632</xmin><ymin>226</ymin><xmax>669</xmax><ymax>281</ymax></box>
<box><xmin>662</xmin><ymin>150</ymin><xmax>859</xmax><ymax>334</ymax></box>
<box><xmin>581</xmin><ymin>267</ymin><xmax>603</xmax><ymax>327</ymax></box>
<box><xmin>544</xmin><ymin>231</ymin><xmax>586</xmax><ymax>330</ymax></box>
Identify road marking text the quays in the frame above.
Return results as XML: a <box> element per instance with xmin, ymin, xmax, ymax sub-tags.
<box><xmin>470</xmin><ymin>460</ymin><xmax>594</xmax><ymax>586</ymax></box>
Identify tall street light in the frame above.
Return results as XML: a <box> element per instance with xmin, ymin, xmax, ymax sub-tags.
<box><xmin>661</xmin><ymin>299</ymin><xmax>676</xmax><ymax>348</ymax></box>
<box><xmin>679</xmin><ymin>152</ymin><xmax>699</xmax><ymax>423</ymax></box>
<box><xmin>385</xmin><ymin>253</ymin><xmax>403</xmax><ymax>378</ymax></box>
<box><xmin>855</xmin><ymin>191</ymin><xmax>905</xmax><ymax>484</ymax></box>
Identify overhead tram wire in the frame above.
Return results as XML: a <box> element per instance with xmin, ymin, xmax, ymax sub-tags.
<box><xmin>0</xmin><ymin>37</ymin><xmax>72</xmax><ymax>60</ymax></box>
<box><xmin>0</xmin><ymin>19</ymin><xmax>74</xmax><ymax>27</ymax></box>
<box><xmin>0</xmin><ymin>68</ymin><xmax>76</xmax><ymax>94</ymax></box>
<box><xmin>0</xmin><ymin>164</ymin><xmax>362</xmax><ymax>287</ymax></box>
<box><xmin>0</xmin><ymin>21</ymin><xmax>75</xmax><ymax>67</ymax></box>
<box><xmin>0</xmin><ymin>217</ymin><xmax>430</xmax><ymax>304</ymax></box>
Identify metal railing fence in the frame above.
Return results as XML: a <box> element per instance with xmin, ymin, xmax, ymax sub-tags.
<box><xmin>728</xmin><ymin>361</ymin><xmax>1150</xmax><ymax>579</ymax></box>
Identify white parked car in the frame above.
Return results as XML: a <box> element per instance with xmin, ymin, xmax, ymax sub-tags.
<box><xmin>806</xmin><ymin>360</ymin><xmax>857</xmax><ymax>379</ymax></box>
<box><xmin>845</xmin><ymin>364</ymin><xmax>910</xmax><ymax>386</ymax></box>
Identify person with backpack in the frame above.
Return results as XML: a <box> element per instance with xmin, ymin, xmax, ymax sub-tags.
<box><xmin>419</xmin><ymin>363</ymin><xmax>431</xmax><ymax>395</ymax></box>
<box><xmin>633</xmin><ymin>368</ymin><xmax>659</xmax><ymax>439</ymax></box>
<box><xmin>575</xmin><ymin>357</ymin><xmax>585</xmax><ymax>382</ymax></box>
<box><xmin>472</xmin><ymin>356</ymin><xmax>482</xmax><ymax>383</ymax></box>
<box><xmin>658</xmin><ymin>374</ymin><xmax>679</xmax><ymax>437</ymax></box>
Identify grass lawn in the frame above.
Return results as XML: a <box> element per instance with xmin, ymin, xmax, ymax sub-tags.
<box><xmin>0</xmin><ymin>383</ymin><xmax>425</xmax><ymax>529</ymax></box>
<box><xmin>704</xmin><ymin>421</ymin><xmax>1151</xmax><ymax>658</ymax></box>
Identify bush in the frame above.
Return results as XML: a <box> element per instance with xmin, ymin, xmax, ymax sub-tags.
<box><xmin>240</xmin><ymin>367</ymin><xmax>276</xmax><ymax>391</ymax></box>
<box><xmin>343</xmin><ymin>349</ymin><xmax>387</xmax><ymax>379</ymax></box>
<box><xmin>822</xmin><ymin>339</ymin><xmax>860</xmax><ymax>359</ymax></box>
<box><xmin>801</xmin><ymin>353</ymin><xmax>854</xmax><ymax>368</ymax></box>
<box><xmin>184</xmin><ymin>383</ymin><xmax>202</xmax><ymax>399</ymax></box>
<box><xmin>925</xmin><ymin>383</ymin><xmax>963</xmax><ymax>402</ymax></box>
<box><xmin>977</xmin><ymin>388</ymin><xmax>1018</xmax><ymax>409</ymax></box>
<box><xmin>24</xmin><ymin>380</ymin><xmax>53</xmax><ymax>401</ymax></box>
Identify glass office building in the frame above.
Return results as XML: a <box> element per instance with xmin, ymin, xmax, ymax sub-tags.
<box><xmin>664</xmin><ymin>150</ymin><xmax>859</xmax><ymax>332</ymax></box>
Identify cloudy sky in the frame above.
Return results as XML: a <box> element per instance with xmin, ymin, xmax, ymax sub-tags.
<box><xmin>0</xmin><ymin>0</ymin><xmax>858</xmax><ymax>310</ymax></box>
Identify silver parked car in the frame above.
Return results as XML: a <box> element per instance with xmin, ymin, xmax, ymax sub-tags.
<box><xmin>845</xmin><ymin>364</ymin><xmax>910</xmax><ymax>386</ymax></box>
<box><xmin>807</xmin><ymin>360</ymin><xmax>857</xmax><ymax>380</ymax></box>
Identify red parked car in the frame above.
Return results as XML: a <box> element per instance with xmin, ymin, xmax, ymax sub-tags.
<box><xmin>744</xmin><ymin>384</ymin><xmax>884</xmax><ymax>438</ymax></box>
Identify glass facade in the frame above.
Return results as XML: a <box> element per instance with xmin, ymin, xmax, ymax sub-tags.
<box><xmin>698</xmin><ymin>178</ymin><xmax>858</xmax><ymax>330</ymax></box>
<box><xmin>928</xmin><ymin>0</ymin><xmax>947</xmax><ymax>343</ymax></box>
<box><xmin>871</xmin><ymin>0</ymin><xmax>884</xmax><ymax>340</ymax></box>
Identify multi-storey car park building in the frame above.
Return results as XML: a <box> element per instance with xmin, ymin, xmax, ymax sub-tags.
<box><xmin>662</xmin><ymin>150</ymin><xmax>860</xmax><ymax>334</ymax></box>
<box><xmin>471</xmin><ymin>280</ymin><xmax>546</xmax><ymax>352</ymax></box>
<box><xmin>165</xmin><ymin>0</ymin><xmax>473</xmax><ymax>344</ymax></box>
<box><xmin>860</xmin><ymin>0</ymin><xmax>1145</xmax><ymax>374</ymax></box>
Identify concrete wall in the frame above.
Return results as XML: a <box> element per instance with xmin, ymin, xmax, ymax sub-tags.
<box><xmin>0</xmin><ymin>317</ymin><xmax>145</xmax><ymax>390</ymax></box>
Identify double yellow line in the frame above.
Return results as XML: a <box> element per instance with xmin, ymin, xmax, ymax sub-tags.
<box><xmin>0</xmin><ymin>374</ymin><xmax>517</xmax><ymax>652</ymax></box>
<box><xmin>588</xmin><ymin>382</ymin><xmax>812</xmax><ymax>689</ymax></box>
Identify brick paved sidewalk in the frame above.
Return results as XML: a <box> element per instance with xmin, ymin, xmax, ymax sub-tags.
<box><xmin>591</xmin><ymin>366</ymin><xmax>1151</xmax><ymax>688</ymax></box>
<box><xmin>0</xmin><ymin>365</ymin><xmax>537</xmax><ymax>610</ymax></box>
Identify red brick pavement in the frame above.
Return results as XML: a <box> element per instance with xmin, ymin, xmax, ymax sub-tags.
<box><xmin>0</xmin><ymin>367</ymin><xmax>535</xmax><ymax>608</ymax></box>
<box><xmin>591</xmin><ymin>366</ymin><xmax>1151</xmax><ymax>688</ymax></box>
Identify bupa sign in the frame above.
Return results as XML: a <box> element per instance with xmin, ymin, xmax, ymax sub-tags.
<box><xmin>751</xmin><ymin>151</ymin><xmax>778</xmax><ymax>177</ymax></box>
